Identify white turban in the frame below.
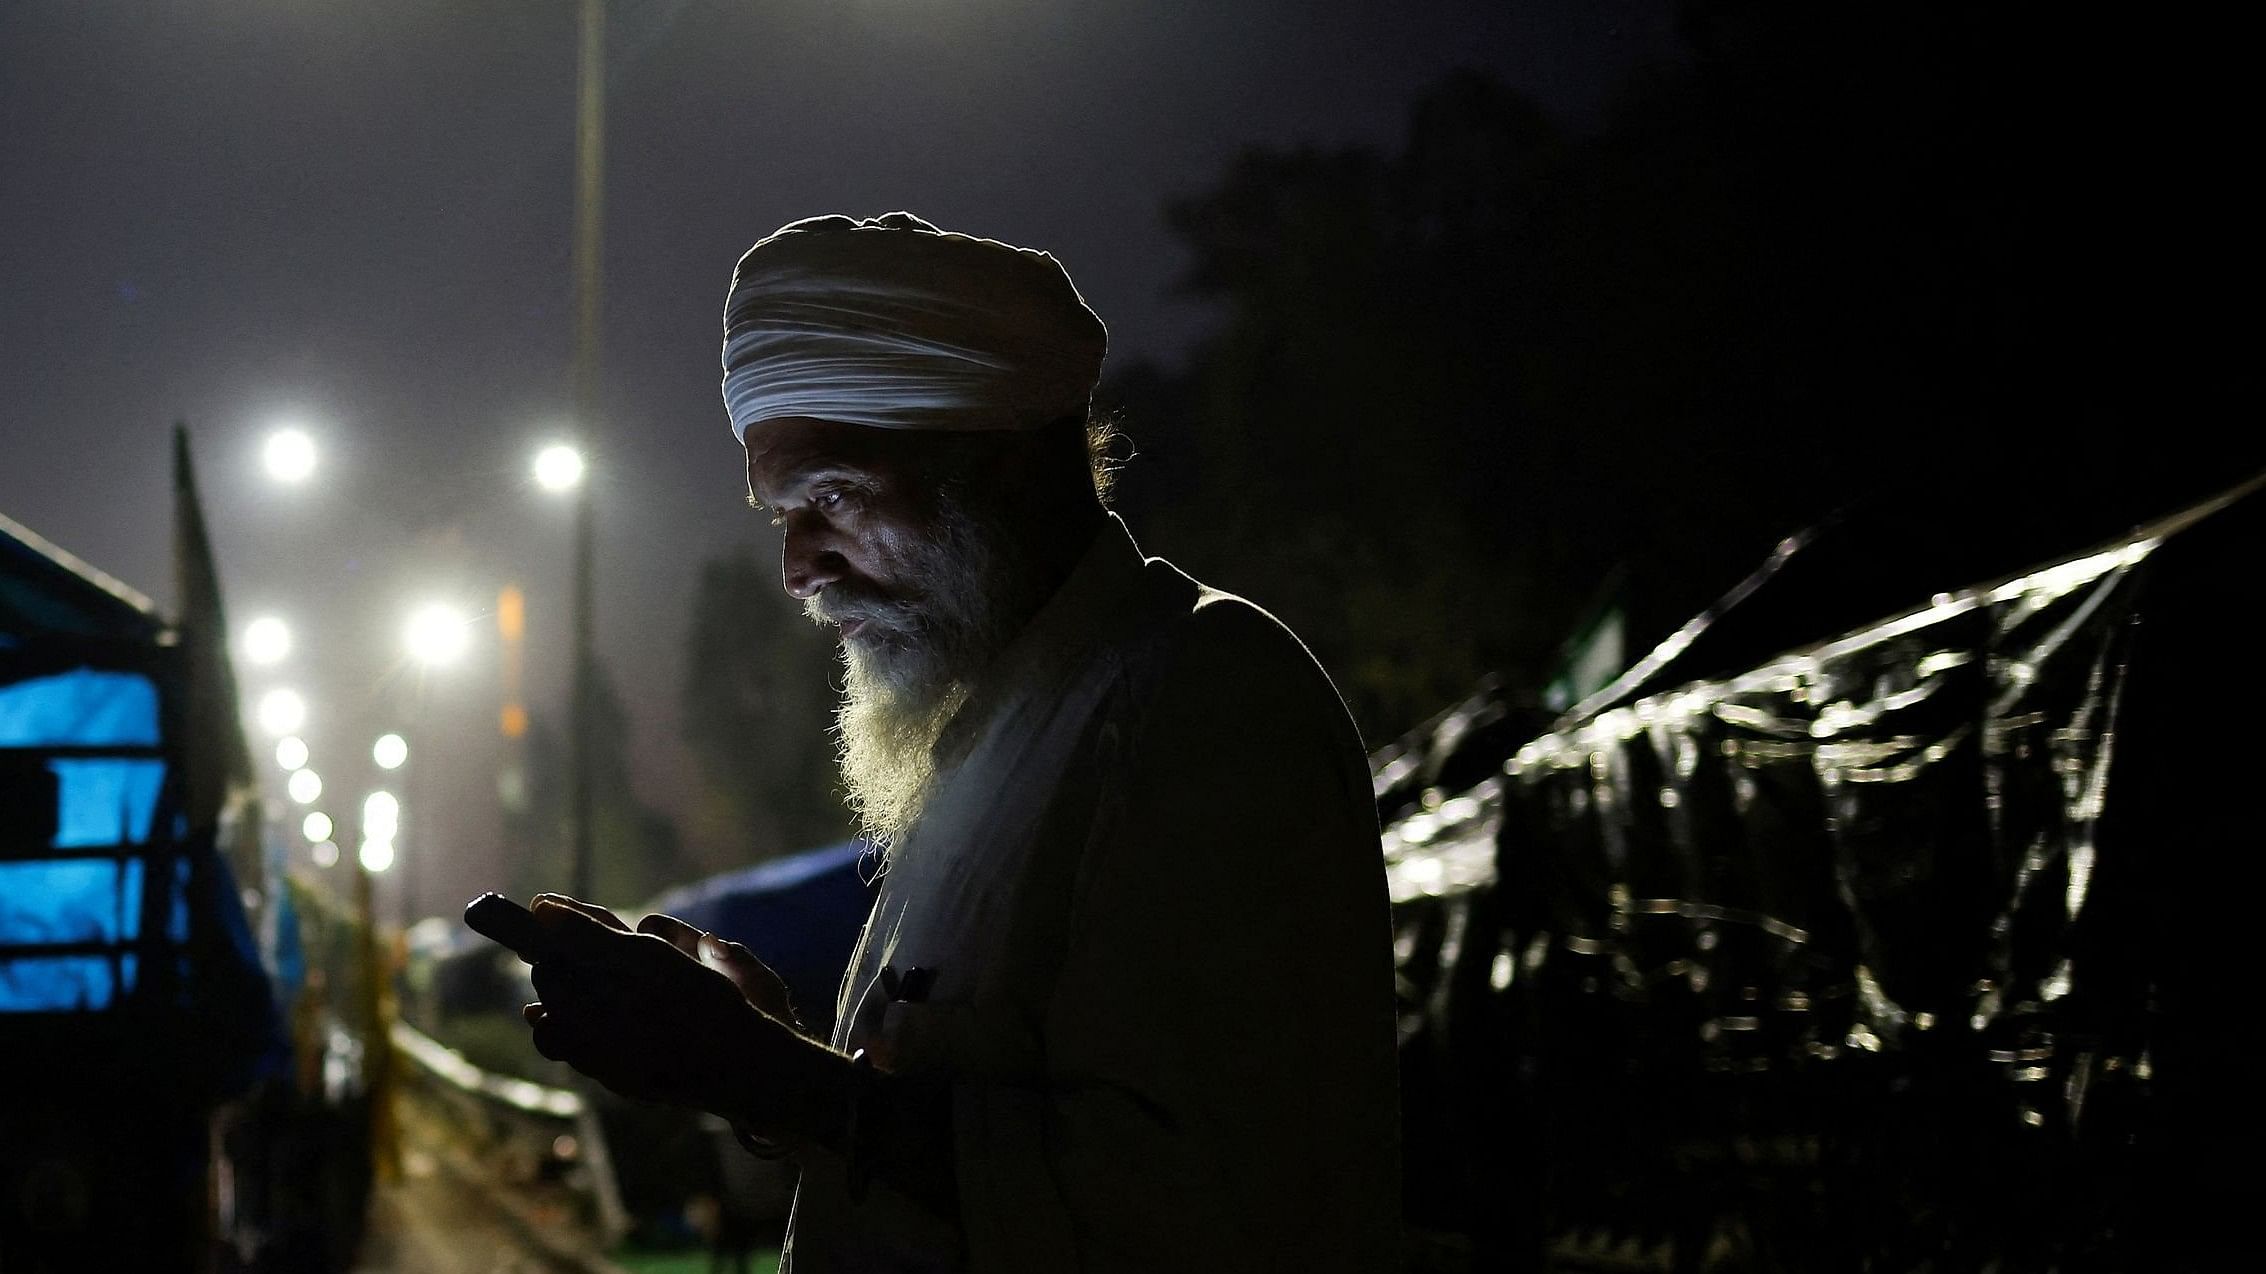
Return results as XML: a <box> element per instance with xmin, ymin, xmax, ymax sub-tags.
<box><xmin>721</xmin><ymin>212</ymin><xmax>1108</xmax><ymax>442</ymax></box>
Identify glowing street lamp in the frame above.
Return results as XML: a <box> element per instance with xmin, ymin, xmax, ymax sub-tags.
<box><xmin>242</xmin><ymin>616</ymin><xmax>293</xmax><ymax>666</ymax></box>
<box><xmin>287</xmin><ymin>768</ymin><xmax>323</xmax><ymax>805</ymax></box>
<box><xmin>359</xmin><ymin>838</ymin><xmax>395</xmax><ymax>873</ymax></box>
<box><xmin>534</xmin><ymin>443</ymin><xmax>586</xmax><ymax>492</ymax></box>
<box><xmin>404</xmin><ymin>603</ymin><xmax>471</xmax><ymax>668</ymax></box>
<box><xmin>302</xmin><ymin>811</ymin><xmax>334</xmax><ymax>842</ymax></box>
<box><xmin>256</xmin><ymin>688</ymin><xmax>307</xmax><ymax>736</ymax></box>
<box><xmin>373</xmin><ymin>733</ymin><xmax>408</xmax><ymax>771</ymax></box>
<box><xmin>275</xmin><ymin>735</ymin><xmax>309</xmax><ymax>771</ymax></box>
<box><xmin>362</xmin><ymin>790</ymin><xmax>400</xmax><ymax>841</ymax></box>
<box><xmin>262</xmin><ymin>428</ymin><xmax>317</xmax><ymax>483</ymax></box>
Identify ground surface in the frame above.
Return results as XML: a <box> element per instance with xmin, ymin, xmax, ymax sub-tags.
<box><xmin>348</xmin><ymin>1086</ymin><xmax>617</xmax><ymax>1274</ymax></box>
<box><xmin>343</xmin><ymin>1084</ymin><xmax>784</xmax><ymax>1274</ymax></box>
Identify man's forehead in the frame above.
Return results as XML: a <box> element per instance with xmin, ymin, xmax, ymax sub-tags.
<box><xmin>744</xmin><ymin>417</ymin><xmax>910</xmax><ymax>497</ymax></box>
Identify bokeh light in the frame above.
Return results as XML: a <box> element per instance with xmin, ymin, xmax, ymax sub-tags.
<box><xmin>256</xmin><ymin>688</ymin><xmax>307</xmax><ymax>736</ymax></box>
<box><xmin>363</xmin><ymin>790</ymin><xmax>400</xmax><ymax>841</ymax></box>
<box><xmin>534</xmin><ymin>443</ymin><xmax>586</xmax><ymax>492</ymax></box>
<box><xmin>404</xmin><ymin>603</ymin><xmax>471</xmax><ymax>667</ymax></box>
<box><xmin>275</xmin><ymin>735</ymin><xmax>309</xmax><ymax>771</ymax></box>
<box><xmin>286</xmin><ymin>768</ymin><xmax>322</xmax><ymax>805</ymax></box>
<box><xmin>262</xmin><ymin>428</ymin><xmax>316</xmax><ymax>483</ymax></box>
<box><xmin>373</xmin><ymin>733</ymin><xmax>408</xmax><ymax>770</ymax></box>
<box><xmin>302</xmin><ymin>811</ymin><xmax>333</xmax><ymax>842</ymax></box>
<box><xmin>311</xmin><ymin>840</ymin><xmax>339</xmax><ymax>868</ymax></box>
<box><xmin>242</xmin><ymin>615</ymin><xmax>292</xmax><ymax>665</ymax></box>
<box><xmin>359</xmin><ymin>838</ymin><xmax>395</xmax><ymax>873</ymax></box>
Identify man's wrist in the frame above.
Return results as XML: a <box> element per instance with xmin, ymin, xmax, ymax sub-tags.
<box><xmin>717</xmin><ymin>1025</ymin><xmax>959</xmax><ymax>1216</ymax></box>
<box><xmin>717</xmin><ymin>1008</ymin><xmax>855</xmax><ymax>1149</ymax></box>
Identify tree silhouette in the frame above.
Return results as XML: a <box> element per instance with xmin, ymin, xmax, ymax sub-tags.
<box><xmin>1106</xmin><ymin>19</ymin><xmax>2257</xmax><ymax>747</ymax></box>
<box><xmin>678</xmin><ymin>546</ymin><xmax>851</xmax><ymax>867</ymax></box>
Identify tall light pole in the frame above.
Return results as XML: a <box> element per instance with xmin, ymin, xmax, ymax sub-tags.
<box><xmin>570</xmin><ymin>0</ymin><xmax>605</xmax><ymax>903</ymax></box>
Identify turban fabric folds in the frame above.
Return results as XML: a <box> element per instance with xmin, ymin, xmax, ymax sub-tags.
<box><xmin>721</xmin><ymin>212</ymin><xmax>1108</xmax><ymax>442</ymax></box>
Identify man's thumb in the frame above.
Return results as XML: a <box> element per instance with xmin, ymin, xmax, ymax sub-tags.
<box><xmin>699</xmin><ymin>934</ymin><xmax>792</xmax><ymax>1015</ymax></box>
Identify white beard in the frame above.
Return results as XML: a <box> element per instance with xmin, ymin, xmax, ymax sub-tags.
<box><xmin>810</xmin><ymin>494</ymin><xmax>1036</xmax><ymax>856</ymax></box>
<box><xmin>832</xmin><ymin>659</ymin><xmax>967</xmax><ymax>854</ymax></box>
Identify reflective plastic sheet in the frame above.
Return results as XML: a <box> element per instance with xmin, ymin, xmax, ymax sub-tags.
<box><xmin>1387</xmin><ymin>485</ymin><xmax>2256</xmax><ymax>1271</ymax></box>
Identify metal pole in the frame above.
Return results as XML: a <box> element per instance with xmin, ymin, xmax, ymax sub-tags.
<box><xmin>570</xmin><ymin>0</ymin><xmax>604</xmax><ymax>901</ymax></box>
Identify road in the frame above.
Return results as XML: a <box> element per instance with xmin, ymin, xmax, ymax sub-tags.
<box><xmin>349</xmin><ymin>1090</ymin><xmax>623</xmax><ymax>1274</ymax></box>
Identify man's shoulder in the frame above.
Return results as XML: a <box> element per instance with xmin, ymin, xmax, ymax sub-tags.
<box><xmin>1132</xmin><ymin>559</ymin><xmax>1356</xmax><ymax>736</ymax></box>
<box><xmin>1186</xmin><ymin>582</ymin><xmax>1315</xmax><ymax>666</ymax></box>
<box><xmin>1131</xmin><ymin>557</ymin><xmax>1310</xmax><ymax>666</ymax></box>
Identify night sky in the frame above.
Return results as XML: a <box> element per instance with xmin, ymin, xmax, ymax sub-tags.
<box><xmin>0</xmin><ymin>0</ymin><xmax>1672</xmax><ymax>913</ymax></box>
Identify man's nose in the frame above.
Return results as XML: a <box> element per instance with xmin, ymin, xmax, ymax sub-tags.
<box><xmin>781</xmin><ymin>520</ymin><xmax>847</xmax><ymax>600</ymax></box>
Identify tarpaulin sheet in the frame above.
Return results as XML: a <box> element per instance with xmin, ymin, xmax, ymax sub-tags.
<box><xmin>1</xmin><ymin>669</ymin><xmax>172</xmax><ymax>1011</ymax></box>
<box><xmin>643</xmin><ymin>840</ymin><xmax>874</xmax><ymax>1035</ymax></box>
<box><xmin>0</xmin><ymin>669</ymin><xmax>161</xmax><ymax>746</ymax></box>
<box><xmin>1384</xmin><ymin>481</ymin><xmax>2256</xmax><ymax>1270</ymax></box>
<box><xmin>0</xmin><ymin>510</ymin><xmax>163</xmax><ymax>648</ymax></box>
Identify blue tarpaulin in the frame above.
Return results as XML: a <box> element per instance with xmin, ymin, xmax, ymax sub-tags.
<box><xmin>0</xmin><ymin>511</ymin><xmax>242</xmax><ymax>1021</ymax></box>
<box><xmin>0</xmin><ymin>669</ymin><xmax>175</xmax><ymax>1011</ymax></box>
<box><xmin>644</xmin><ymin>841</ymin><xmax>875</xmax><ymax>1032</ymax></box>
<box><xmin>0</xmin><ymin>668</ymin><xmax>160</xmax><ymax>745</ymax></box>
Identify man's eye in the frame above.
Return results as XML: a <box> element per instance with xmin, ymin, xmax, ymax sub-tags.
<box><xmin>813</xmin><ymin>489</ymin><xmax>846</xmax><ymax>511</ymax></box>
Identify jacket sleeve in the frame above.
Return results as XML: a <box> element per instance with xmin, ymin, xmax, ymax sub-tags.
<box><xmin>950</xmin><ymin>597</ymin><xmax>1403</xmax><ymax>1272</ymax></box>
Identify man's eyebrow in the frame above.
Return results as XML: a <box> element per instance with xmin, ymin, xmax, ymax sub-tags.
<box><xmin>752</xmin><ymin>461</ymin><xmax>869</xmax><ymax>510</ymax></box>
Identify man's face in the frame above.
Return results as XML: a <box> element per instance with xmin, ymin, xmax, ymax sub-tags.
<box><xmin>747</xmin><ymin>417</ymin><xmax>942</xmax><ymax>653</ymax></box>
<box><xmin>744</xmin><ymin>417</ymin><xmax>1035</xmax><ymax>845</ymax></box>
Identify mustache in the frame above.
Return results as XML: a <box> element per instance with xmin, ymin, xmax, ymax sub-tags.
<box><xmin>805</xmin><ymin>585</ymin><xmax>923</xmax><ymax>634</ymax></box>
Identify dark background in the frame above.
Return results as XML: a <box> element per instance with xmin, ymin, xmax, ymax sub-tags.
<box><xmin>3</xmin><ymin>1</ymin><xmax>2255</xmax><ymax>916</ymax></box>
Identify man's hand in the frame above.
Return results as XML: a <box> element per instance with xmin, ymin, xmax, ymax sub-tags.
<box><xmin>632</xmin><ymin>909</ymin><xmax>805</xmax><ymax>1033</ymax></box>
<box><xmin>518</xmin><ymin>895</ymin><xmax>837</xmax><ymax>1132</ymax></box>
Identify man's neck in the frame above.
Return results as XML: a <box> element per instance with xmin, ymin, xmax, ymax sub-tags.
<box><xmin>1018</xmin><ymin>503</ymin><xmax>1108</xmax><ymax>610</ymax></box>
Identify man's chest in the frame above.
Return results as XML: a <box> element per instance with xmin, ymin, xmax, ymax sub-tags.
<box><xmin>831</xmin><ymin>677</ymin><xmax>1131</xmax><ymax>1076</ymax></box>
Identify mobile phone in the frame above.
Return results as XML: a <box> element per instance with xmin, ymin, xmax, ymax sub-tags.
<box><xmin>464</xmin><ymin>892</ymin><xmax>549</xmax><ymax>962</ymax></box>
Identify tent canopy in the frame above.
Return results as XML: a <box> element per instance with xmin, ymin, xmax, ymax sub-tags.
<box><xmin>643</xmin><ymin>841</ymin><xmax>875</xmax><ymax>1032</ymax></box>
<box><xmin>1</xmin><ymin>514</ymin><xmax>189</xmax><ymax>1014</ymax></box>
<box><xmin>0</xmin><ymin>510</ymin><xmax>165</xmax><ymax>651</ymax></box>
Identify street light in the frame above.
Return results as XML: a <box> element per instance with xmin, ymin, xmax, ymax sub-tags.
<box><xmin>242</xmin><ymin>615</ymin><xmax>293</xmax><ymax>665</ymax></box>
<box><xmin>363</xmin><ymin>790</ymin><xmax>400</xmax><ymax>841</ymax></box>
<box><xmin>275</xmin><ymin>735</ymin><xmax>309</xmax><ymax>771</ymax></box>
<box><xmin>535</xmin><ymin>443</ymin><xmax>586</xmax><ymax>492</ymax></box>
<box><xmin>373</xmin><ymin>733</ymin><xmax>408</xmax><ymax>770</ymax></box>
<box><xmin>303</xmin><ymin>811</ymin><xmax>334</xmax><ymax>842</ymax></box>
<box><xmin>359</xmin><ymin>838</ymin><xmax>395</xmax><ymax>873</ymax></box>
<box><xmin>403</xmin><ymin>603</ymin><xmax>471</xmax><ymax>667</ymax></box>
<box><xmin>262</xmin><ymin>428</ymin><xmax>317</xmax><ymax>483</ymax></box>
<box><xmin>287</xmin><ymin>768</ymin><xmax>323</xmax><ymax>805</ymax></box>
<box><xmin>256</xmin><ymin>688</ymin><xmax>307</xmax><ymax>736</ymax></box>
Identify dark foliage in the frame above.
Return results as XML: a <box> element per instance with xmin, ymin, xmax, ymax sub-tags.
<box><xmin>677</xmin><ymin>547</ymin><xmax>852</xmax><ymax>869</ymax></box>
<box><xmin>1104</xmin><ymin>2</ymin><xmax>2261</xmax><ymax>745</ymax></box>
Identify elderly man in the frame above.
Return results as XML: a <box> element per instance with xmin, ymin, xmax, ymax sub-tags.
<box><xmin>517</xmin><ymin>212</ymin><xmax>1399</xmax><ymax>1271</ymax></box>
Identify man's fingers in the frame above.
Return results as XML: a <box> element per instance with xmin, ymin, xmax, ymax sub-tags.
<box><xmin>531</xmin><ymin>897</ymin><xmax>631</xmax><ymax>959</ymax></box>
<box><xmin>530</xmin><ymin>1014</ymin><xmax>576</xmax><ymax>1063</ymax></box>
<box><xmin>633</xmin><ymin>915</ymin><xmax>794</xmax><ymax>1022</ymax></box>
<box><xmin>529</xmin><ymin>959</ymin><xmax>611</xmax><ymax>1017</ymax></box>
<box><xmin>530</xmin><ymin>960</ymin><xmax>565</xmax><ymax>1003</ymax></box>
<box><xmin>535</xmin><ymin>893</ymin><xmax>630</xmax><ymax>933</ymax></box>
<box><xmin>637</xmin><ymin>912</ymin><xmax>705</xmax><ymax>960</ymax></box>
<box><xmin>698</xmin><ymin>933</ymin><xmax>796</xmax><ymax>1022</ymax></box>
